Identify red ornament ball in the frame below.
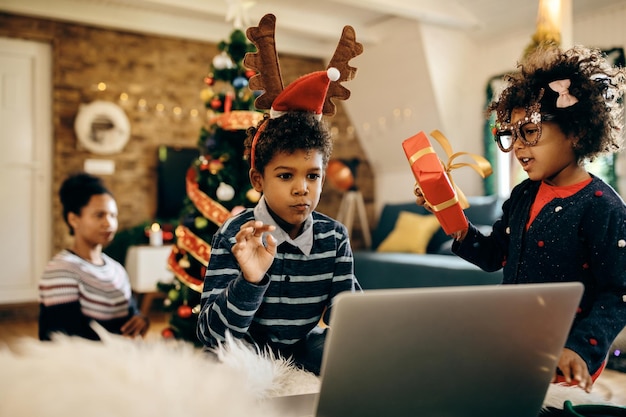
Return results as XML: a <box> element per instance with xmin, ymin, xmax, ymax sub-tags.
<box><xmin>326</xmin><ymin>160</ymin><xmax>354</xmax><ymax>192</ymax></box>
<box><xmin>204</xmin><ymin>75</ymin><xmax>215</xmax><ymax>86</ymax></box>
<box><xmin>244</xmin><ymin>69</ymin><xmax>256</xmax><ymax>79</ymax></box>
<box><xmin>210</xmin><ymin>98</ymin><xmax>222</xmax><ymax>110</ymax></box>
<box><xmin>161</xmin><ymin>328</ymin><xmax>175</xmax><ymax>339</ymax></box>
<box><xmin>177</xmin><ymin>304</ymin><xmax>193</xmax><ymax>319</ymax></box>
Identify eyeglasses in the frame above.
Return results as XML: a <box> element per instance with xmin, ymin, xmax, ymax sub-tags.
<box><xmin>493</xmin><ymin>113</ymin><xmax>556</xmax><ymax>152</ymax></box>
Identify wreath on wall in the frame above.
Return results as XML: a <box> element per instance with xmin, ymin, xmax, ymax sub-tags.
<box><xmin>74</xmin><ymin>100</ymin><xmax>131</xmax><ymax>155</ymax></box>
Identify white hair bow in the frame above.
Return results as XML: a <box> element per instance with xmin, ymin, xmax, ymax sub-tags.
<box><xmin>548</xmin><ymin>79</ymin><xmax>579</xmax><ymax>108</ymax></box>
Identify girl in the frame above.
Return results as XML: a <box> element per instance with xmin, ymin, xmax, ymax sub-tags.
<box><xmin>416</xmin><ymin>45</ymin><xmax>626</xmax><ymax>392</ymax></box>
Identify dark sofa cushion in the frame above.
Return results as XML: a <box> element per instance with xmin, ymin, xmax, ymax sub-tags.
<box><xmin>371</xmin><ymin>195</ymin><xmax>502</xmax><ymax>253</ymax></box>
<box><xmin>462</xmin><ymin>195</ymin><xmax>503</xmax><ymax>226</ymax></box>
<box><xmin>353</xmin><ymin>252</ymin><xmax>503</xmax><ymax>290</ymax></box>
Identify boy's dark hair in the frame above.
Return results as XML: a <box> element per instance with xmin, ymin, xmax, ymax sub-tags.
<box><xmin>60</xmin><ymin>172</ymin><xmax>112</xmax><ymax>235</ymax></box>
<box><xmin>488</xmin><ymin>45</ymin><xmax>626</xmax><ymax>161</ymax></box>
<box><xmin>245</xmin><ymin>112</ymin><xmax>333</xmax><ymax>174</ymax></box>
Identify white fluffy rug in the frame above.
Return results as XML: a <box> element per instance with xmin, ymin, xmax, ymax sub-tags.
<box><xmin>0</xmin><ymin>325</ymin><xmax>614</xmax><ymax>416</ymax></box>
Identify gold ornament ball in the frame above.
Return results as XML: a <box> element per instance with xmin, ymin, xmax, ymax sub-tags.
<box><xmin>327</xmin><ymin>160</ymin><xmax>354</xmax><ymax>191</ymax></box>
<box><xmin>246</xmin><ymin>188</ymin><xmax>261</xmax><ymax>203</ymax></box>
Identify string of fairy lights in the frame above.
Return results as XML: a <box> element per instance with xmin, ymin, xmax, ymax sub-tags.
<box><xmin>91</xmin><ymin>81</ymin><xmax>208</xmax><ymax>123</ymax></box>
<box><xmin>88</xmin><ymin>79</ymin><xmax>395</xmax><ymax>143</ymax></box>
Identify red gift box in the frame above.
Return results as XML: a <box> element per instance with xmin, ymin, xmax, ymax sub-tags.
<box><xmin>402</xmin><ymin>131</ymin><xmax>468</xmax><ymax>235</ymax></box>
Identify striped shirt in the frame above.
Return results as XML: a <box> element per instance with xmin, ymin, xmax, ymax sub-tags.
<box><xmin>39</xmin><ymin>250</ymin><xmax>135</xmax><ymax>326</ymax></box>
<box><xmin>197</xmin><ymin>198</ymin><xmax>360</xmax><ymax>352</ymax></box>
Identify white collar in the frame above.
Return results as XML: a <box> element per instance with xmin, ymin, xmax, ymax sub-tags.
<box><xmin>253</xmin><ymin>196</ymin><xmax>314</xmax><ymax>255</ymax></box>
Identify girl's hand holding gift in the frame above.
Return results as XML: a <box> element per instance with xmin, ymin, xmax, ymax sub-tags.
<box><xmin>414</xmin><ymin>184</ymin><xmax>468</xmax><ymax>241</ymax></box>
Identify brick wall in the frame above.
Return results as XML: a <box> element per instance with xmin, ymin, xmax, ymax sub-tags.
<box><xmin>0</xmin><ymin>12</ymin><xmax>374</xmax><ymax>252</ymax></box>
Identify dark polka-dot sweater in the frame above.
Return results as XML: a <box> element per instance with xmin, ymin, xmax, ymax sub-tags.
<box><xmin>453</xmin><ymin>175</ymin><xmax>626</xmax><ymax>375</ymax></box>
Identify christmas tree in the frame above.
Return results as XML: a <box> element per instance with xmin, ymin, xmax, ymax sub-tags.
<box><xmin>158</xmin><ymin>28</ymin><xmax>263</xmax><ymax>345</ymax></box>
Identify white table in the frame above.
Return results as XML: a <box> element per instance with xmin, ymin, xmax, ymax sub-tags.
<box><xmin>125</xmin><ymin>245</ymin><xmax>173</xmax><ymax>315</ymax></box>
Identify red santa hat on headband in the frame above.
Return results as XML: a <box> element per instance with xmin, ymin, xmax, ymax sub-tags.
<box><xmin>269</xmin><ymin>67</ymin><xmax>341</xmax><ymax>120</ymax></box>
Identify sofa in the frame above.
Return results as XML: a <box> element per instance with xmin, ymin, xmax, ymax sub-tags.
<box><xmin>353</xmin><ymin>195</ymin><xmax>505</xmax><ymax>290</ymax></box>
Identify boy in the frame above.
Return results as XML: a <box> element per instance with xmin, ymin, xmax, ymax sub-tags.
<box><xmin>196</xmin><ymin>14</ymin><xmax>362</xmax><ymax>375</ymax></box>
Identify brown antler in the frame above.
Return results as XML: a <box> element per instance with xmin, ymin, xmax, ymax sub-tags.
<box><xmin>323</xmin><ymin>25</ymin><xmax>363</xmax><ymax>116</ymax></box>
<box><xmin>243</xmin><ymin>14</ymin><xmax>284</xmax><ymax>110</ymax></box>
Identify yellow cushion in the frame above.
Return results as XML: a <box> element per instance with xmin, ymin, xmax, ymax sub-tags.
<box><xmin>376</xmin><ymin>211</ymin><xmax>441</xmax><ymax>254</ymax></box>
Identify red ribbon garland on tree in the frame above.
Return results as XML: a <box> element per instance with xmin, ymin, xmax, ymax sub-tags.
<box><xmin>185</xmin><ymin>167</ymin><xmax>230</xmax><ymax>226</ymax></box>
<box><xmin>175</xmin><ymin>225</ymin><xmax>211</xmax><ymax>266</ymax></box>
<box><xmin>167</xmin><ymin>167</ymin><xmax>233</xmax><ymax>292</ymax></box>
<box><xmin>167</xmin><ymin>246</ymin><xmax>204</xmax><ymax>293</ymax></box>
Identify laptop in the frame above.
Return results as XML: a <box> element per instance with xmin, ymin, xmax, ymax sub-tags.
<box><xmin>272</xmin><ymin>282</ymin><xmax>584</xmax><ymax>417</ymax></box>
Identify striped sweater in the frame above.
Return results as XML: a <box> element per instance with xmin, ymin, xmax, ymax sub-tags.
<box><xmin>196</xmin><ymin>200</ymin><xmax>359</xmax><ymax>352</ymax></box>
<box><xmin>38</xmin><ymin>249</ymin><xmax>138</xmax><ymax>340</ymax></box>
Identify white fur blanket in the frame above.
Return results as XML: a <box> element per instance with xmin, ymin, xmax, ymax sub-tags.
<box><xmin>0</xmin><ymin>326</ymin><xmax>613</xmax><ymax>416</ymax></box>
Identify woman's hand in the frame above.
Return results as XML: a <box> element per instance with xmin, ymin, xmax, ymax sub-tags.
<box><xmin>121</xmin><ymin>315</ymin><xmax>150</xmax><ymax>338</ymax></box>
<box><xmin>232</xmin><ymin>220</ymin><xmax>277</xmax><ymax>284</ymax></box>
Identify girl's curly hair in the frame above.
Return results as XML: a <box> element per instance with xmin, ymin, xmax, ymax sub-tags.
<box><xmin>488</xmin><ymin>45</ymin><xmax>626</xmax><ymax>161</ymax></box>
<box><xmin>245</xmin><ymin>112</ymin><xmax>333</xmax><ymax>174</ymax></box>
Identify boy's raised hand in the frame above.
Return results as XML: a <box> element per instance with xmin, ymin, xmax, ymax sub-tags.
<box><xmin>233</xmin><ymin>220</ymin><xmax>277</xmax><ymax>284</ymax></box>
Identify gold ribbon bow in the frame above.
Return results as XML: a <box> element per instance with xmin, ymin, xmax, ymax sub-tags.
<box><xmin>427</xmin><ymin>130</ymin><xmax>493</xmax><ymax>209</ymax></box>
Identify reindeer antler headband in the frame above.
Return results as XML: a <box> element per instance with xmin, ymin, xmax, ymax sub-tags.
<box><xmin>244</xmin><ymin>13</ymin><xmax>363</xmax><ymax>169</ymax></box>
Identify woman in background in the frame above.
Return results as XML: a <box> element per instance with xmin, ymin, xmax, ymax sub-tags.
<box><xmin>39</xmin><ymin>172</ymin><xmax>149</xmax><ymax>340</ymax></box>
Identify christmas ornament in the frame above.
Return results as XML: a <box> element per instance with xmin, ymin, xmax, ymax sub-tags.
<box><xmin>212</xmin><ymin>51</ymin><xmax>234</xmax><ymax>70</ymax></box>
<box><xmin>161</xmin><ymin>328</ymin><xmax>175</xmax><ymax>339</ymax></box>
<box><xmin>233</xmin><ymin>76</ymin><xmax>249</xmax><ymax>89</ymax></box>
<box><xmin>216</xmin><ymin>182</ymin><xmax>236</xmax><ymax>201</ymax></box>
<box><xmin>210</xmin><ymin>98</ymin><xmax>222</xmax><ymax>110</ymax></box>
<box><xmin>177</xmin><ymin>304</ymin><xmax>193</xmax><ymax>319</ymax></box>
<box><xmin>326</xmin><ymin>159</ymin><xmax>355</xmax><ymax>191</ymax></box>
<box><xmin>246</xmin><ymin>188</ymin><xmax>261</xmax><ymax>203</ymax></box>
<box><xmin>168</xmin><ymin>289</ymin><xmax>179</xmax><ymax>301</ymax></box>
<box><xmin>179</xmin><ymin>254</ymin><xmax>191</xmax><ymax>269</ymax></box>
<box><xmin>194</xmin><ymin>216</ymin><xmax>209</xmax><ymax>229</ymax></box>
<box><xmin>200</xmin><ymin>88</ymin><xmax>214</xmax><ymax>103</ymax></box>
<box><xmin>208</xmin><ymin>159</ymin><xmax>224</xmax><ymax>174</ymax></box>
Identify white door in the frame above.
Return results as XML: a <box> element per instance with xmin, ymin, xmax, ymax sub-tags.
<box><xmin>0</xmin><ymin>37</ymin><xmax>52</xmax><ymax>303</ymax></box>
